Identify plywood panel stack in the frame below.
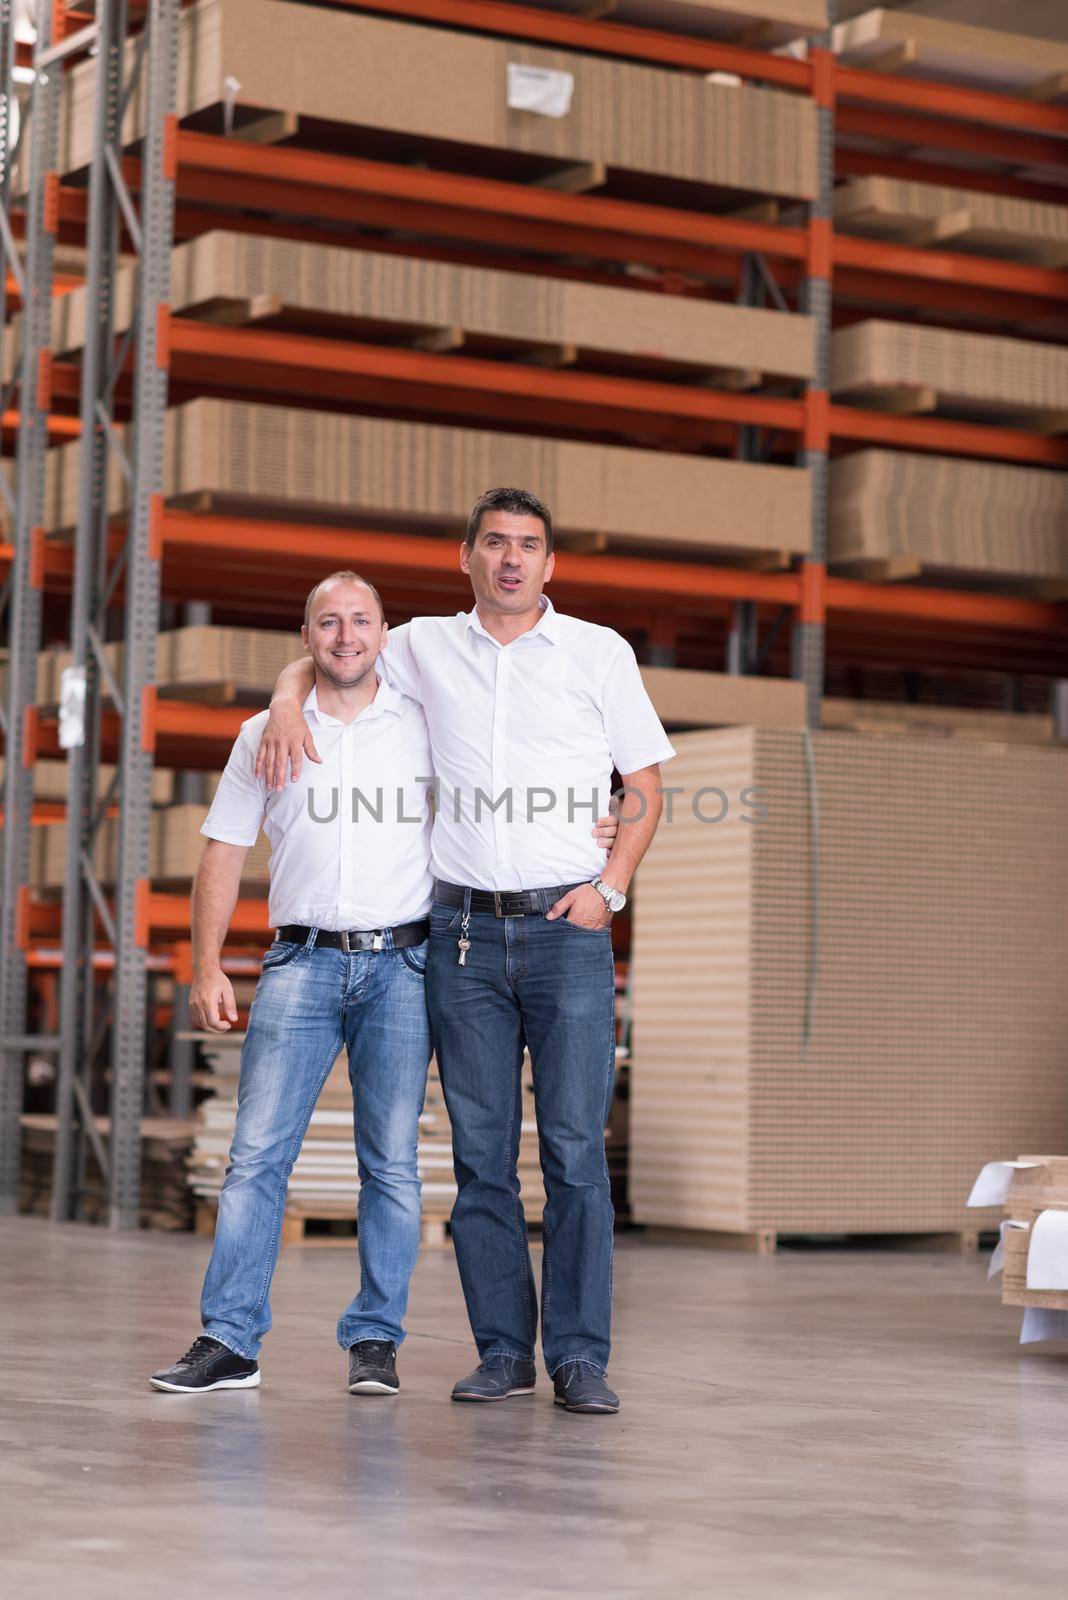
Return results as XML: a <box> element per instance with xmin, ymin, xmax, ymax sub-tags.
<box><xmin>1000</xmin><ymin>1159</ymin><xmax>1068</xmax><ymax>1314</ymax></box>
<box><xmin>833</xmin><ymin>175</ymin><xmax>1068</xmax><ymax>265</ymax></box>
<box><xmin>831</xmin><ymin>9</ymin><xmax>1068</xmax><ymax>96</ymax></box>
<box><xmin>20</xmin><ymin>1114</ymin><xmax>195</xmax><ymax>1230</ymax></box>
<box><xmin>32</xmin><ymin>402</ymin><xmax>811</xmax><ymax>562</ymax></box>
<box><xmin>31</xmin><ymin>804</ymin><xmax>273</xmax><ymax>890</ymax></box>
<box><xmin>827</xmin><ymin>450</ymin><xmax>1068</xmax><ymax>588</ymax></box>
<box><xmin>49</xmin><ymin>0</ymin><xmax>818</xmax><ymax>199</ymax></box>
<box><xmin>830</xmin><ymin>322</ymin><xmax>1068</xmax><ymax>425</ymax></box>
<box><xmin>630</xmin><ymin>729</ymin><xmax>1068</xmax><ymax>1240</ymax></box>
<box><xmin>36</xmin><ymin>231</ymin><xmax>814</xmax><ymax>386</ymax></box>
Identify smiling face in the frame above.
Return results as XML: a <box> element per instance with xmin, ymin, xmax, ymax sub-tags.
<box><xmin>460</xmin><ymin>511</ymin><xmax>554</xmax><ymax>617</ymax></box>
<box><xmin>301</xmin><ymin>579</ymin><xmax>386</xmax><ymax>690</ymax></box>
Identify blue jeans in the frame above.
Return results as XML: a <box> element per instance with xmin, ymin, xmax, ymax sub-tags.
<box><xmin>425</xmin><ymin>896</ymin><xmax>617</xmax><ymax>1377</ymax></box>
<box><xmin>200</xmin><ymin>931</ymin><xmax>432</xmax><ymax>1358</ymax></box>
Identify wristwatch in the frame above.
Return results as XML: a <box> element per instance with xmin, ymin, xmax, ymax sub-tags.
<box><xmin>590</xmin><ymin>878</ymin><xmax>627</xmax><ymax>914</ymax></box>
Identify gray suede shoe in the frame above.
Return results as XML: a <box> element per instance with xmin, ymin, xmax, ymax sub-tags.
<box><xmin>451</xmin><ymin>1356</ymin><xmax>537</xmax><ymax>1401</ymax></box>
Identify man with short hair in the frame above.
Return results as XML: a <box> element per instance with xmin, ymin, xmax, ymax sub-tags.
<box><xmin>260</xmin><ymin>489</ymin><xmax>675</xmax><ymax>1414</ymax></box>
<box><xmin>150</xmin><ymin>572</ymin><xmax>435</xmax><ymax>1396</ymax></box>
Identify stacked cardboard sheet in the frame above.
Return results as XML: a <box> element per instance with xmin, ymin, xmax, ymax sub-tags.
<box><xmin>999</xmin><ymin>1159</ymin><xmax>1068</xmax><ymax>1314</ymax></box>
<box><xmin>497</xmin><ymin>0</ymin><xmax>826</xmax><ymax>45</ymax></box>
<box><xmin>629</xmin><ymin>728</ymin><xmax>1068</xmax><ymax>1238</ymax></box>
<box><xmin>36</xmin><ymin>629</ymin><xmax>304</xmax><ymax>704</ymax></box>
<box><xmin>39</xmin><ymin>231</ymin><xmax>814</xmax><ymax>385</ymax></box>
<box><xmin>50</xmin><ymin>0</ymin><xmax>817</xmax><ymax>199</ymax></box>
<box><xmin>32</xmin><ymin>804</ymin><xmax>272</xmax><ymax>890</ymax></box>
<box><xmin>833</xmin><ymin>176</ymin><xmax>1068</xmax><ymax>266</ymax></box>
<box><xmin>828</xmin><ymin>449</ymin><xmax>1068</xmax><ymax>587</ymax></box>
<box><xmin>20</xmin><ymin>1113</ymin><xmax>195</xmax><ymax>1230</ymax></box>
<box><xmin>189</xmin><ymin>1052</ymin><xmax>548</xmax><ymax>1236</ymax></box>
<box><xmin>830</xmin><ymin>321</ymin><xmax>1068</xmax><ymax>425</ymax></box>
<box><xmin>831</xmin><ymin>9</ymin><xmax>1068</xmax><ymax>97</ymax></box>
<box><xmin>640</xmin><ymin>666</ymin><xmax>806</xmax><ymax>729</ymax></box>
<box><xmin>33</xmin><ymin>401</ymin><xmax>811</xmax><ymax>561</ymax></box>
<box><xmin>821</xmin><ymin>700</ymin><xmax>1055</xmax><ymax>747</ymax></box>
<box><xmin>1</xmin><ymin>758</ymin><xmax>176</xmax><ymax>805</ymax></box>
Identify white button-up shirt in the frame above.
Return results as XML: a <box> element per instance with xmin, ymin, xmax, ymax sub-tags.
<box><xmin>381</xmin><ymin>597</ymin><xmax>676</xmax><ymax>891</ymax></box>
<box><xmin>202</xmin><ymin>682</ymin><xmax>434</xmax><ymax>930</ymax></box>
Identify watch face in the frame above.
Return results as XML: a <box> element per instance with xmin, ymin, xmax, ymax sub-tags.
<box><xmin>608</xmin><ymin>888</ymin><xmax>627</xmax><ymax>913</ymax></box>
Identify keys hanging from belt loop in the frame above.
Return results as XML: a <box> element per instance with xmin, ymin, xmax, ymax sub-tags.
<box><xmin>372</xmin><ymin>931</ymin><xmax>384</xmax><ymax>952</ymax></box>
<box><xmin>457</xmin><ymin>886</ymin><xmax>473</xmax><ymax>966</ymax></box>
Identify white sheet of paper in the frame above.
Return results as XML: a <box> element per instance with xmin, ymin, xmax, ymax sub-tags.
<box><xmin>988</xmin><ymin>1219</ymin><xmax>1029</xmax><ymax>1279</ymax></box>
<box><xmin>1020</xmin><ymin>1308</ymin><xmax>1068</xmax><ymax>1344</ymax></box>
<box><xmin>966</xmin><ymin>1160</ymin><xmax>1041</xmax><ymax>1208</ymax></box>
<box><xmin>58</xmin><ymin>665</ymin><xmax>87</xmax><ymax>750</ymax></box>
<box><xmin>506</xmin><ymin>63</ymin><xmax>574</xmax><ymax>118</ymax></box>
<box><xmin>1025</xmin><ymin>1209</ymin><xmax>1068</xmax><ymax>1290</ymax></box>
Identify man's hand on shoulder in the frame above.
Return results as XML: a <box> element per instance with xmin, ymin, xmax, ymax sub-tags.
<box><xmin>255</xmin><ymin>698</ymin><xmax>321</xmax><ymax>791</ymax></box>
<box><xmin>190</xmin><ymin>965</ymin><xmax>239</xmax><ymax>1033</ymax></box>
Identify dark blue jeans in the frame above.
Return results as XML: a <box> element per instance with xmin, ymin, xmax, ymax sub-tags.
<box><xmin>426</xmin><ymin>896</ymin><xmax>617</xmax><ymax>1376</ymax></box>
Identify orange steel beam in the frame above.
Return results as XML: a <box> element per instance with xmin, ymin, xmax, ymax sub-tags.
<box><xmin>829</xmin><ymin>406</ymin><xmax>1068</xmax><ymax>468</ymax></box>
<box><xmin>309</xmin><ymin>0</ymin><xmax>812</xmax><ymax>87</ymax></box>
<box><xmin>167</xmin><ymin>319</ymin><xmax>806</xmax><ymax>434</ymax></box>
<box><xmin>824</xmin><ymin>579</ymin><xmax>1067</xmax><ymax>630</ymax></box>
<box><xmin>833</xmin><ymin>64</ymin><xmax>1068</xmax><ymax>139</ymax></box>
<box><xmin>832</xmin><ymin>146</ymin><xmax>1068</xmax><ymax>208</ymax></box>
<box><xmin>833</xmin><ymin>234</ymin><xmax>1068</xmax><ymax>305</ymax></box>
<box><xmin>1</xmin><ymin>409</ymin><xmax>80</xmax><ymax>441</ymax></box>
<box><xmin>836</xmin><ymin>104</ymin><xmax>1068</xmax><ymax>170</ymax></box>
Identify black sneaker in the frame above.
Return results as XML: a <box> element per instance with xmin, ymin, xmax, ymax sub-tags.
<box><xmin>552</xmin><ymin>1362</ymin><xmax>619</xmax><ymax>1414</ymax></box>
<box><xmin>451</xmin><ymin>1356</ymin><xmax>537</xmax><ymax>1402</ymax></box>
<box><xmin>348</xmin><ymin>1339</ymin><xmax>399</xmax><ymax>1395</ymax></box>
<box><xmin>149</xmin><ymin>1336</ymin><xmax>260</xmax><ymax>1394</ymax></box>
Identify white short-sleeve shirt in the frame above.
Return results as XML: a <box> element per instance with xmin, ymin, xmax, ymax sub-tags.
<box><xmin>380</xmin><ymin>597</ymin><xmax>676</xmax><ymax>891</ymax></box>
<box><xmin>201</xmin><ymin>682</ymin><xmax>434</xmax><ymax>930</ymax></box>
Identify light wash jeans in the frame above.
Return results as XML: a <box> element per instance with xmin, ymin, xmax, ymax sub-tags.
<box><xmin>200</xmin><ymin>930</ymin><xmax>432</xmax><ymax>1358</ymax></box>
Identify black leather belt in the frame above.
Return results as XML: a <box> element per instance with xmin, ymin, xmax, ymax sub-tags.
<box><xmin>434</xmin><ymin>881</ymin><xmax>586</xmax><ymax>918</ymax></box>
<box><xmin>275</xmin><ymin>920</ymin><xmax>429</xmax><ymax>953</ymax></box>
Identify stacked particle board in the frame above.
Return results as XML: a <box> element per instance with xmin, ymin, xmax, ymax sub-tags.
<box><xmin>833</xmin><ymin>176</ymin><xmax>1068</xmax><ymax>267</ymax></box>
<box><xmin>821</xmin><ymin>700</ymin><xmax>1056</xmax><ymax>747</ymax></box>
<box><xmin>640</xmin><ymin>667</ymin><xmax>806</xmax><ymax>729</ymax></box>
<box><xmin>831</xmin><ymin>9</ymin><xmax>1068</xmax><ymax>97</ymax></box>
<box><xmin>0</xmin><ymin>759</ymin><xmax>176</xmax><ymax>805</ymax></box>
<box><xmin>828</xmin><ymin>450</ymin><xmax>1068</xmax><ymax>587</ymax></box>
<box><xmin>37</xmin><ymin>629</ymin><xmax>304</xmax><ymax>703</ymax></box>
<box><xmin>20</xmin><ymin>1113</ymin><xmax>195</xmax><ymax>1230</ymax></box>
<box><xmin>32</xmin><ymin>401</ymin><xmax>810</xmax><ymax>562</ymax></box>
<box><xmin>35</xmin><ymin>231</ymin><xmax>814</xmax><ymax>386</ymax></box>
<box><xmin>1000</xmin><ymin>1160</ymin><xmax>1068</xmax><ymax>1313</ymax></box>
<box><xmin>48</xmin><ymin>0</ymin><xmax>817</xmax><ymax>199</ymax></box>
<box><xmin>629</xmin><ymin>729</ymin><xmax>1068</xmax><ymax>1238</ymax></box>
<box><xmin>189</xmin><ymin>1052</ymin><xmax>548</xmax><ymax>1239</ymax></box>
<box><xmin>498</xmin><ymin>0</ymin><xmax>826</xmax><ymax>45</ymax></box>
<box><xmin>830</xmin><ymin>322</ymin><xmax>1068</xmax><ymax>426</ymax></box>
<box><xmin>31</xmin><ymin>804</ymin><xmax>272</xmax><ymax>890</ymax></box>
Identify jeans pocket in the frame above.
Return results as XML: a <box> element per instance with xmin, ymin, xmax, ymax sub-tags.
<box><xmin>549</xmin><ymin>916</ymin><xmax>612</xmax><ymax>938</ymax></box>
<box><xmin>261</xmin><ymin>939</ymin><xmax>304</xmax><ymax>971</ymax></box>
<box><xmin>400</xmin><ymin>939</ymin><xmax>428</xmax><ymax>975</ymax></box>
<box><xmin>429</xmin><ymin>906</ymin><xmax>463</xmax><ymax>937</ymax></box>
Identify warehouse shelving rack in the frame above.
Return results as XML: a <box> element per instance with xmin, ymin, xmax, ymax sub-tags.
<box><xmin>0</xmin><ymin>0</ymin><xmax>1066</xmax><ymax>1224</ymax></box>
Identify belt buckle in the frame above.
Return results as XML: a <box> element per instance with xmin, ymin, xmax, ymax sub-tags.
<box><xmin>339</xmin><ymin>930</ymin><xmax>351</xmax><ymax>954</ymax></box>
<box><xmin>493</xmin><ymin>890</ymin><xmax>525</xmax><ymax>918</ymax></box>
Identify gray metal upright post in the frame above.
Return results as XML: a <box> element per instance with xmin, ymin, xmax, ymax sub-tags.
<box><xmin>107</xmin><ymin>0</ymin><xmax>179</xmax><ymax>1229</ymax></box>
<box><xmin>0</xmin><ymin>3</ymin><xmax>62</xmax><ymax>1211</ymax></box>
<box><xmin>52</xmin><ymin>0</ymin><xmax>129</xmax><ymax>1220</ymax></box>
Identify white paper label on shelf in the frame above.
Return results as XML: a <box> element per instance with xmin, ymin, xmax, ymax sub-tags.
<box><xmin>58</xmin><ymin>665</ymin><xmax>87</xmax><ymax>750</ymax></box>
<box><xmin>1020</xmin><ymin>1308</ymin><xmax>1068</xmax><ymax>1344</ymax></box>
<box><xmin>223</xmin><ymin>74</ymin><xmax>241</xmax><ymax>137</ymax></box>
<box><xmin>1025</xmin><ymin>1209</ymin><xmax>1068</xmax><ymax>1291</ymax></box>
<box><xmin>506</xmin><ymin>64</ymin><xmax>574</xmax><ymax>119</ymax></box>
<box><xmin>966</xmin><ymin>1160</ymin><xmax>1041</xmax><ymax>1209</ymax></box>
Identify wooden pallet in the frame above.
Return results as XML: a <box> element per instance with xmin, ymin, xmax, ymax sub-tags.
<box><xmin>642</xmin><ymin>1226</ymin><xmax>982</xmax><ymax>1256</ymax></box>
<box><xmin>829</xmin><ymin>553</ymin><xmax>1068</xmax><ymax>598</ymax></box>
<box><xmin>832</xmin><ymin>381</ymin><xmax>1068</xmax><ymax>436</ymax></box>
<box><xmin>195</xmin><ymin>1202</ymin><xmax>544</xmax><ymax>1250</ymax></box>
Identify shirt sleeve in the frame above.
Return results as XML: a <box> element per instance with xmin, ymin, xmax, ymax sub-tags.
<box><xmin>201</xmin><ymin>723</ymin><xmax>267</xmax><ymax>847</ymax></box>
<box><xmin>378</xmin><ymin>621</ymin><xmax>420</xmax><ymax>701</ymax></box>
<box><xmin>601</xmin><ymin>636</ymin><xmax>677</xmax><ymax>775</ymax></box>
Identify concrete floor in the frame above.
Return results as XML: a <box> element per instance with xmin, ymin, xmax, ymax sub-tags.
<box><xmin>5</xmin><ymin>1221</ymin><xmax>1068</xmax><ymax>1600</ymax></box>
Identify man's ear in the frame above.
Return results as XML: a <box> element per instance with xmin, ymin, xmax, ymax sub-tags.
<box><xmin>543</xmin><ymin>551</ymin><xmax>555</xmax><ymax>584</ymax></box>
<box><xmin>301</xmin><ymin>625</ymin><xmax>310</xmax><ymax>648</ymax></box>
<box><xmin>381</xmin><ymin>620</ymin><xmax>389</xmax><ymax>647</ymax></box>
<box><xmin>459</xmin><ymin>540</ymin><xmax>471</xmax><ymax>574</ymax></box>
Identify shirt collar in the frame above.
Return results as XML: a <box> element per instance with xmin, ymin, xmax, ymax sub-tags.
<box><xmin>304</xmin><ymin>679</ymin><xmax>403</xmax><ymax>727</ymax></box>
<box><xmin>464</xmin><ymin>594</ymin><xmax>560</xmax><ymax>647</ymax></box>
